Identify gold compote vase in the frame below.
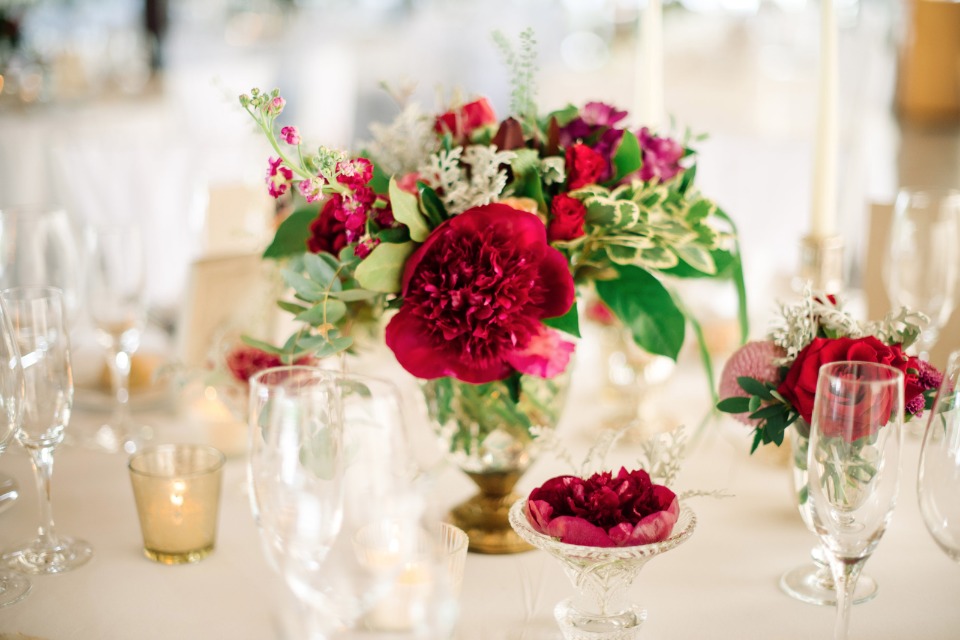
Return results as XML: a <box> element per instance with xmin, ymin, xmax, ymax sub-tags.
<box><xmin>509</xmin><ymin>500</ymin><xmax>696</xmax><ymax>639</ymax></box>
<box><xmin>422</xmin><ymin>372</ymin><xmax>570</xmax><ymax>554</ymax></box>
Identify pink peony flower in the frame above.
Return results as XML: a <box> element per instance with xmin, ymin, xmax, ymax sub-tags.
<box><xmin>384</xmin><ymin>204</ymin><xmax>575</xmax><ymax>384</ymax></box>
<box><xmin>504</xmin><ymin>327</ymin><xmax>575</xmax><ymax>379</ymax></box>
<box><xmin>526</xmin><ymin>467</ymin><xmax>679</xmax><ymax>548</ymax></box>
<box><xmin>266</xmin><ymin>156</ymin><xmax>293</xmax><ymax>199</ymax></box>
<box><xmin>718</xmin><ymin>341</ymin><xmax>785</xmax><ymax>426</ymax></box>
<box><xmin>280</xmin><ymin>126</ymin><xmax>301</xmax><ymax>145</ymax></box>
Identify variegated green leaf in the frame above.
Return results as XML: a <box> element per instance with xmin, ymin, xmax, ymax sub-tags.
<box><xmin>571</xmin><ymin>185</ymin><xmax>610</xmax><ymax>199</ymax></box>
<box><xmin>585</xmin><ymin>198</ymin><xmax>617</xmax><ymax>226</ymax></box>
<box><xmin>675</xmin><ymin>244</ymin><xmax>717</xmax><ymax>275</ymax></box>
<box><xmin>614</xmin><ymin>200</ymin><xmax>641</xmax><ymax>227</ymax></box>
<box><xmin>638</xmin><ymin>246</ymin><xmax>679</xmax><ymax>269</ymax></box>
<box><xmin>686</xmin><ymin>198</ymin><xmax>714</xmax><ymax>223</ymax></box>
<box><xmin>606</xmin><ymin>243</ymin><xmax>640</xmax><ymax>265</ymax></box>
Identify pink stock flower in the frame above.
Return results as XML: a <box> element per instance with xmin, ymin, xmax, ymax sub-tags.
<box><xmin>297</xmin><ymin>176</ymin><xmax>325</xmax><ymax>204</ymax></box>
<box><xmin>266</xmin><ymin>96</ymin><xmax>286</xmax><ymax>116</ymax></box>
<box><xmin>385</xmin><ymin>204</ymin><xmax>575</xmax><ymax>384</ymax></box>
<box><xmin>266</xmin><ymin>156</ymin><xmax>293</xmax><ymax>198</ymax></box>
<box><xmin>336</xmin><ymin>158</ymin><xmax>373</xmax><ymax>190</ymax></box>
<box><xmin>354</xmin><ymin>237</ymin><xmax>380</xmax><ymax>260</ymax></box>
<box><xmin>636</xmin><ymin>127</ymin><xmax>684</xmax><ymax>182</ymax></box>
<box><xmin>504</xmin><ymin>327</ymin><xmax>575</xmax><ymax>379</ymax></box>
<box><xmin>526</xmin><ymin>467</ymin><xmax>679</xmax><ymax>548</ymax></box>
<box><xmin>306</xmin><ymin>197</ymin><xmax>349</xmax><ymax>256</ymax></box>
<box><xmin>280</xmin><ymin>126</ymin><xmax>301</xmax><ymax>145</ymax></box>
<box><xmin>718</xmin><ymin>341</ymin><xmax>786</xmax><ymax>426</ymax></box>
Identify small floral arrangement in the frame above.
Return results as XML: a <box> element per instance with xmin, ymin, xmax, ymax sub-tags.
<box><xmin>717</xmin><ymin>293</ymin><xmax>942</xmax><ymax>452</ymax></box>
<box><xmin>525</xmin><ymin>467</ymin><xmax>679</xmax><ymax>547</ymax></box>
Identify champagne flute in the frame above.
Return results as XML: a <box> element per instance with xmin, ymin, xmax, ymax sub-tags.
<box><xmin>1</xmin><ymin>287</ymin><xmax>93</xmax><ymax>574</ymax></box>
<box><xmin>85</xmin><ymin>224</ymin><xmax>151</xmax><ymax>453</ymax></box>
<box><xmin>807</xmin><ymin>361</ymin><xmax>904</xmax><ymax>640</ymax></box>
<box><xmin>918</xmin><ymin>349</ymin><xmax>960</xmax><ymax>561</ymax></box>
<box><xmin>884</xmin><ymin>188</ymin><xmax>960</xmax><ymax>359</ymax></box>
<box><xmin>0</xmin><ymin>297</ymin><xmax>31</xmax><ymax>605</ymax></box>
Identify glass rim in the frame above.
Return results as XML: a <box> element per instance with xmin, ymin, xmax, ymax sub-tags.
<box><xmin>817</xmin><ymin>360</ymin><xmax>905</xmax><ymax>386</ymax></box>
<box><xmin>0</xmin><ymin>286</ymin><xmax>66</xmax><ymax>302</ymax></box>
<box><xmin>248</xmin><ymin>365</ymin><xmax>398</xmax><ymax>394</ymax></box>
<box><xmin>128</xmin><ymin>444</ymin><xmax>226</xmax><ymax>478</ymax></box>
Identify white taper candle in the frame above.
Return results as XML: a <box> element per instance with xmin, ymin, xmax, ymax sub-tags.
<box><xmin>810</xmin><ymin>0</ymin><xmax>838</xmax><ymax>238</ymax></box>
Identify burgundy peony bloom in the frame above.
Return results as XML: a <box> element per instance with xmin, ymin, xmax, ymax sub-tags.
<box><xmin>526</xmin><ymin>467</ymin><xmax>679</xmax><ymax>548</ymax></box>
<box><xmin>434</xmin><ymin>97</ymin><xmax>497</xmax><ymax>143</ymax></box>
<box><xmin>565</xmin><ymin>143</ymin><xmax>607</xmax><ymax>189</ymax></box>
<box><xmin>548</xmin><ymin>193</ymin><xmax>587</xmax><ymax>242</ymax></box>
<box><xmin>384</xmin><ymin>204</ymin><xmax>575</xmax><ymax>384</ymax></box>
<box><xmin>635</xmin><ymin>127</ymin><xmax>685</xmax><ymax>183</ymax></box>
<box><xmin>307</xmin><ymin>197</ymin><xmax>349</xmax><ymax>256</ymax></box>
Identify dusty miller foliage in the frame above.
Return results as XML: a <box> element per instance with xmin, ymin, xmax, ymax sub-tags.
<box><xmin>492</xmin><ymin>28</ymin><xmax>538</xmax><ymax>123</ymax></box>
<box><xmin>363</xmin><ymin>102</ymin><xmax>437</xmax><ymax>177</ymax></box>
<box><xmin>419</xmin><ymin>145</ymin><xmax>516</xmax><ymax>214</ymax></box>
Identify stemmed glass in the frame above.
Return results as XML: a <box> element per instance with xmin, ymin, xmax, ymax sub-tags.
<box><xmin>0</xmin><ymin>297</ymin><xmax>31</xmax><ymax>605</ymax></box>
<box><xmin>248</xmin><ymin>366</ymin><xmax>457</xmax><ymax>638</ymax></box>
<box><xmin>1</xmin><ymin>287</ymin><xmax>93</xmax><ymax>574</ymax></box>
<box><xmin>807</xmin><ymin>361</ymin><xmax>904</xmax><ymax>640</ymax></box>
<box><xmin>918</xmin><ymin>349</ymin><xmax>960</xmax><ymax>561</ymax></box>
<box><xmin>84</xmin><ymin>224</ymin><xmax>151</xmax><ymax>453</ymax></box>
<box><xmin>884</xmin><ymin>187</ymin><xmax>960</xmax><ymax>359</ymax></box>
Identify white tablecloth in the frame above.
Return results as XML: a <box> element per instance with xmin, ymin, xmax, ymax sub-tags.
<box><xmin>0</xmin><ymin>365</ymin><xmax>957</xmax><ymax>640</ymax></box>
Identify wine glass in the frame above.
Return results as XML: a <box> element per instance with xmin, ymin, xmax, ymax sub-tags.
<box><xmin>884</xmin><ymin>187</ymin><xmax>960</xmax><ymax>359</ymax></box>
<box><xmin>1</xmin><ymin>287</ymin><xmax>93</xmax><ymax>574</ymax></box>
<box><xmin>0</xmin><ymin>297</ymin><xmax>32</xmax><ymax>606</ymax></box>
<box><xmin>84</xmin><ymin>224</ymin><xmax>151</xmax><ymax>453</ymax></box>
<box><xmin>248</xmin><ymin>366</ymin><xmax>457</xmax><ymax>638</ymax></box>
<box><xmin>918</xmin><ymin>349</ymin><xmax>960</xmax><ymax>561</ymax></box>
<box><xmin>807</xmin><ymin>361</ymin><xmax>904</xmax><ymax>640</ymax></box>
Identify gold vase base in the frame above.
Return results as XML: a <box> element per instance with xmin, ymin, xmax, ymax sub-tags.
<box><xmin>449</xmin><ymin>470</ymin><xmax>532</xmax><ymax>554</ymax></box>
<box><xmin>143</xmin><ymin>544</ymin><xmax>213</xmax><ymax>565</ymax></box>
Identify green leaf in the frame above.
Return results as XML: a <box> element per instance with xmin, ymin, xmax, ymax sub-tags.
<box><xmin>748</xmin><ymin>395</ymin><xmax>761</xmax><ymax>412</ymax></box>
<box><xmin>281</xmin><ymin>269</ymin><xmax>325</xmax><ymax>302</ymax></box>
<box><xmin>660</xmin><ymin>249</ymin><xmax>736</xmax><ymax>279</ymax></box>
<box><xmin>717</xmin><ymin>396</ymin><xmax>751</xmax><ymax>413</ymax></box>
<box><xmin>417</xmin><ymin>183</ymin><xmax>448</xmax><ymax>227</ymax></box>
<box><xmin>263</xmin><ymin>207</ymin><xmax>318</xmax><ymax>259</ymax></box>
<box><xmin>302</xmin><ymin>252</ymin><xmax>341</xmax><ymax>290</ymax></box>
<box><xmin>595</xmin><ymin>264</ymin><xmax>685</xmax><ymax>361</ymax></box>
<box><xmin>674</xmin><ymin>244</ymin><xmax>716</xmax><ymax>275</ymax></box>
<box><xmin>544</xmin><ymin>104</ymin><xmax>579</xmax><ymax>127</ymax></box>
<box><xmin>738</xmin><ymin>376</ymin><xmax>773</xmax><ymax>399</ymax></box>
<box><xmin>686</xmin><ymin>198</ymin><xmax>714</xmax><ymax>223</ymax></box>
<box><xmin>294</xmin><ymin>300</ymin><xmax>347</xmax><ymax>326</ymax></box>
<box><xmin>542</xmin><ymin>302</ymin><xmax>581</xmax><ymax>338</ymax></box>
<box><xmin>277</xmin><ymin>300</ymin><xmax>309</xmax><ymax>315</ymax></box>
<box><xmin>375</xmin><ymin>227</ymin><xmax>411</xmax><ymax>243</ymax></box>
<box><xmin>240</xmin><ymin>335</ymin><xmax>284</xmax><ymax>355</ymax></box>
<box><xmin>354</xmin><ymin>242</ymin><xmax>415</xmax><ymax>293</ymax></box>
<box><xmin>612</xmin><ymin>130</ymin><xmax>642</xmax><ymax>182</ymax></box>
<box><xmin>605</xmin><ymin>243</ymin><xmax>640</xmax><ymax>265</ymax></box>
<box><xmin>585</xmin><ymin>198</ymin><xmax>617</xmax><ymax>226</ymax></box>
<box><xmin>367</xmin><ymin>156</ymin><xmax>390</xmax><ymax>195</ymax></box>
<box><xmin>749</xmin><ymin>404</ymin><xmax>785</xmax><ymax>420</ymax></box>
<box><xmin>390</xmin><ymin>177</ymin><xmax>431</xmax><ymax>242</ymax></box>
<box><xmin>714</xmin><ymin>207</ymin><xmax>749</xmax><ymax>344</ymax></box>
<box><xmin>327</xmin><ymin>289</ymin><xmax>380</xmax><ymax>302</ymax></box>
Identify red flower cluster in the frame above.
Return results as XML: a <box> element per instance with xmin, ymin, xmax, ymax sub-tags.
<box><xmin>224</xmin><ymin>345</ymin><xmax>313</xmax><ymax>384</ymax></box>
<box><xmin>526</xmin><ymin>467</ymin><xmax>679</xmax><ymax>548</ymax></box>
<box><xmin>548</xmin><ymin>193</ymin><xmax>587</xmax><ymax>242</ymax></box>
<box><xmin>434</xmin><ymin>97</ymin><xmax>497</xmax><ymax>143</ymax></box>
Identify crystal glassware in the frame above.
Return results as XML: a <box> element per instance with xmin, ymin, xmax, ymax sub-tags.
<box><xmin>84</xmin><ymin>224</ymin><xmax>151</xmax><ymax>453</ymax></box>
<box><xmin>884</xmin><ymin>187</ymin><xmax>960</xmax><ymax>359</ymax></box>
<box><xmin>0</xmin><ymin>296</ymin><xmax>31</xmax><ymax>605</ymax></box>
<box><xmin>509</xmin><ymin>499</ymin><xmax>696</xmax><ymax>640</ymax></box>
<box><xmin>2</xmin><ymin>286</ymin><xmax>93</xmax><ymax>574</ymax></box>
<box><xmin>918</xmin><ymin>349</ymin><xmax>960</xmax><ymax>562</ymax></box>
<box><xmin>807</xmin><ymin>361</ymin><xmax>904</xmax><ymax>640</ymax></box>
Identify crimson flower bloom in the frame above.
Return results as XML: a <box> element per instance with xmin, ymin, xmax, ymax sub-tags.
<box><xmin>434</xmin><ymin>97</ymin><xmax>497</xmax><ymax>143</ymax></box>
<box><xmin>548</xmin><ymin>193</ymin><xmax>587</xmax><ymax>242</ymax></box>
<box><xmin>385</xmin><ymin>204</ymin><xmax>575</xmax><ymax>384</ymax></box>
<box><xmin>306</xmin><ymin>197</ymin><xmax>349</xmax><ymax>256</ymax></box>
<box><xmin>565</xmin><ymin>143</ymin><xmax>607</xmax><ymax>189</ymax></box>
<box><xmin>225</xmin><ymin>345</ymin><xmax>313</xmax><ymax>384</ymax></box>
<box><xmin>636</xmin><ymin>127</ymin><xmax>685</xmax><ymax>182</ymax></box>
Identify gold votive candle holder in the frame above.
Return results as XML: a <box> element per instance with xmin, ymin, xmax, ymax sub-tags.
<box><xmin>128</xmin><ymin>444</ymin><xmax>225</xmax><ymax>565</ymax></box>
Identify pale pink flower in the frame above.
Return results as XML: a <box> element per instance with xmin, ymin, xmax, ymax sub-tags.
<box><xmin>297</xmin><ymin>176</ymin><xmax>325</xmax><ymax>203</ymax></box>
<box><xmin>718</xmin><ymin>340</ymin><xmax>785</xmax><ymax>426</ymax></box>
<box><xmin>280</xmin><ymin>126</ymin><xmax>301</xmax><ymax>145</ymax></box>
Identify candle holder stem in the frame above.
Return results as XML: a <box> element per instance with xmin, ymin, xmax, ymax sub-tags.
<box><xmin>798</xmin><ymin>235</ymin><xmax>844</xmax><ymax>295</ymax></box>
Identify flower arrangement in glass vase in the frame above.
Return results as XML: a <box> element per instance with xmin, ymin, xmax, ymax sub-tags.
<box><xmin>716</xmin><ymin>292</ymin><xmax>942</xmax><ymax>605</ymax></box>
<box><xmin>239</xmin><ymin>31</ymin><xmax>745</xmax><ymax>553</ymax></box>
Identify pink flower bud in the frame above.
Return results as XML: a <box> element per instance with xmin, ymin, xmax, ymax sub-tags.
<box><xmin>280</xmin><ymin>126</ymin><xmax>301</xmax><ymax>145</ymax></box>
<box><xmin>266</xmin><ymin>96</ymin><xmax>286</xmax><ymax>116</ymax></box>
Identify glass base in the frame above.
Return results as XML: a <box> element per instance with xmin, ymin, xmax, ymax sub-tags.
<box><xmin>0</xmin><ymin>571</ymin><xmax>30</xmax><ymax>607</ymax></box>
<box><xmin>554</xmin><ymin>599</ymin><xmax>646</xmax><ymax>640</ymax></box>
<box><xmin>5</xmin><ymin>536</ymin><xmax>94</xmax><ymax>575</ymax></box>
<box><xmin>779</xmin><ymin>563</ymin><xmax>878</xmax><ymax>606</ymax></box>
<box><xmin>143</xmin><ymin>544</ymin><xmax>214</xmax><ymax>565</ymax></box>
<box><xmin>89</xmin><ymin>423</ymin><xmax>153</xmax><ymax>454</ymax></box>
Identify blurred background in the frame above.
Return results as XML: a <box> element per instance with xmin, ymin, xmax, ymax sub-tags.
<box><xmin>0</xmin><ymin>0</ymin><xmax>958</xmax><ymax>355</ymax></box>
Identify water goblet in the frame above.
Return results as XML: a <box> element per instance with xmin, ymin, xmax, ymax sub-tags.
<box><xmin>0</xmin><ymin>297</ymin><xmax>32</xmax><ymax>606</ymax></box>
<box><xmin>2</xmin><ymin>286</ymin><xmax>93</xmax><ymax>574</ymax></box>
<box><xmin>807</xmin><ymin>361</ymin><xmax>904</xmax><ymax>640</ymax></box>
<box><xmin>85</xmin><ymin>224</ymin><xmax>151</xmax><ymax>453</ymax></box>
<box><xmin>884</xmin><ymin>187</ymin><xmax>960</xmax><ymax>359</ymax></box>
<box><xmin>918</xmin><ymin>349</ymin><xmax>960</xmax><ymax>561</ymax></box>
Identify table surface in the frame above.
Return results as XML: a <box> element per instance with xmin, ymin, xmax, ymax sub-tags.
<box><xmin>0</xmin><ymin>357</ymin><xmax>958</xmax><ymax>640</ymax></box>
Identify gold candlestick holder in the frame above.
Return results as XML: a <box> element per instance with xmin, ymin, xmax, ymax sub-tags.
<box><xmin>798</xmin><ymin>234</ymin><xmax>844</xmax><ymax>295</ymax></box>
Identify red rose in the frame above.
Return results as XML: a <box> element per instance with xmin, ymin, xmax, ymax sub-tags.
<box><xmin>548</xmin><ymin>193</ymin><xmax>587</xmax><ymax>242</ymax></box>
<box><xmin>814</xmin><ymin>361</ymin><xmax>906</xmax><ymax>442</ymax></box>
<box><xmin>384</xmin><ymin>204</ymin><xmax>575</xmax><ymax>384</ymax></box>
<box><xmin>434</xmin><ymin>98</ymin><xmax>497</xmax><ymax>143</ymax></box>
<box><xmin>777</xmin><ymin>336</ymin><xmax>911</xmax><ymax>438</ymax></box>
<box><xmin>565</xmin><ymin>143</ymin><xmax>607</xmax><ymax>189</ymax></box>
<box><xmin>306</xmin><ymin>197</ymin><xmax>349</xmax><ymax>256</ymax></box>
<box><xmin>526</xmin><ymin>467</ymin><xmax>679</xmax><ymax>548</ymax></box>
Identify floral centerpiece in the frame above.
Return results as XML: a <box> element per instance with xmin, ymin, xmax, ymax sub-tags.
<box><xmin>239</xmin><ymin>31</ymin><xmax>744</xmax><ymax>552</ymax></box>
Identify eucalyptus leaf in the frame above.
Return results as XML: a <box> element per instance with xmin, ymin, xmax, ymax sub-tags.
<box><xmin>390</xmin><ymin>177</ymin><xmax>430</xmax><ymax>242</ymax></box>
<box><xmin>303</xmin><ymin>252</ymin><xmax>341</xmax><ymax>290</ymax></box>
<box><xmin>282</xmin><ymin>269</ymin><xmax>326</xmax><ymax>302</ymax></box>
<box><xmin>240</xmin><ymin>335</ymin><xmax>284</xmax><ymax>355</ymax></box>
<box><xmin>355</xmin><ymin>242</ymin><xmax>415</xmax><ymax>293</ymax></box>
<box><xmin>327</xmin><ymin>289</ymin><xmax>380</xmax><ymax>302</ymax></box>
<box><xmin>295</xmin><ymin>299</ymin><xmax>347</xmax><ymax>326</ymax></box>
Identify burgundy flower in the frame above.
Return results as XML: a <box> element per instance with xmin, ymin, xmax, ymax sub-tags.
<box><xmin>526</xmin><ymin>467</ymin><xmax>679</xmax><ymax>548</ymax></box>
<box><xmin>434</xmin><ymin>97</ymin><xmax>497</xmax><ymax>143</ymax></box>
<box><xmin>548</xmin><ymin>193</ymin><xmax>587</xmax><ymax>242</ymax></box>
<box><xmin>384</xmin><ymin>204</ymin><xmax>575</xmax><ymax>384</ymax></box>
<box><xmin>335</xmin><ymin>157</ymin><xmax>373</xmax><ymax>190</ymax></box>
<box><xmin>565</xmin><ymin>143</ymin><xmax>607</xmax><ymax>189</ymax></box>
<box><xmin>635</xmin><ymin>127</ymin><xmax>684</xmax><ymax>182</ymax></box>
<box><xmin>306</xmin><ymin>197</ymin><xmax>349</xmax><ymax>256</ymax></box>
<box><xmin>225</xmin><ymin>345</ymin><xmax>313</xmax><ymax>384</ymax></box>
<box><xmin>559</xmin><ymin>101</ymin><xmax>628</xmax><ymax>147</ymax></box>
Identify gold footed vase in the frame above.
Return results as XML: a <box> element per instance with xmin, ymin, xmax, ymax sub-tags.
<box><xmin>422</xmin><ymin>372</ymin><xmax>571</xmax><ymax>555</ymax></box>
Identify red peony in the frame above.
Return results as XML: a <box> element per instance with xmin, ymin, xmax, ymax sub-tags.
<box><xmin>777</xmin><ymin>336</ymin><xmax>912</xmax><ymax>432</ymax></box>
<box><xmin>434</xmin><ymin>98</ymin><xmax>497</xmax><ymax>143</ymax></box>
<box><xmin>526</xmin><ymin>467</ymin><xmax>679</xmax><ymax>548</ymax></box>
<box><xmin>548</xmin><ymin>193</ymin><xmax>587</xmax><ymax>242</ymax></box>
<box><xmin>384</xmin><ymin>204</ymin><xmax>575</xmax><ymax>384</ymax></box>
<box><xmin>306</xmin><ymin>197</ymin><xmax>349</xmax><ymax>256</ymax></box>
<box><xmin>565</xmin><ymin>143</ymin><xmax>607</xmax><ymax>190</ymax></box>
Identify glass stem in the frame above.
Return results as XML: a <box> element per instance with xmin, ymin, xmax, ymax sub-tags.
<box><xmin>108</xmin><ymin>346</ymin><xmax>133</xmax><ymax>431</ymax></box>
<box><xmin>830</xmin><ymin>557</ymin><xmax>864</xmax><ymax>640</ymax></box>
<box><xmin>27</xmin><ymin>445</ymin><xmax>59</xmax><ymax>548</ymax></box>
